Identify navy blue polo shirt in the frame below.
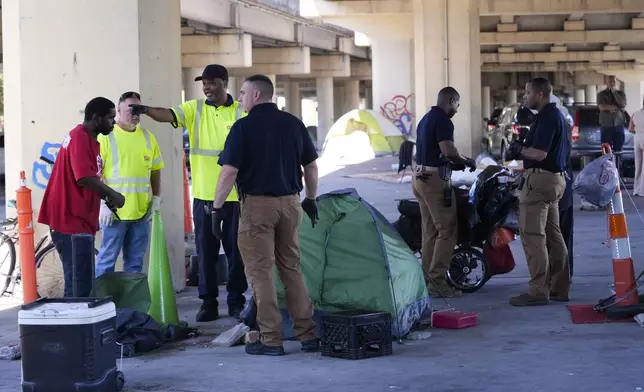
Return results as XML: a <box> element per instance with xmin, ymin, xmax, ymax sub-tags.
<box><xmin>218</xmin><ymin>102</ymin><xmax>318</xmax><ymax>196</ymax></box>
<box><xmin>523</xmin><ymin>103</ymin><xmax>570</xmax><ymax>173</ymax></box>
<box><xmin>415</xmin><ymin>106</ymin><xmax>454</xmax><ymax>167</ymax></box>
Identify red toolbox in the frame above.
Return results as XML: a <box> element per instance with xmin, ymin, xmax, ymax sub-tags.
<box><xmin>431</xmin><ymin>309</ymin><xmax>478</xmax><ymax>329</ymax></box>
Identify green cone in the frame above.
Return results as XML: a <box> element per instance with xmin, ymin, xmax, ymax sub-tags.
<box><xmin>147</xmin><ymin>211</ymin><xmax>179</xmax><ymax>325</ymax></box>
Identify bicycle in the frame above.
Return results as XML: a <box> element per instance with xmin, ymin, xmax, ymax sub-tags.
<box><xmin>0</xmin><ymin>156</ymin><xmax>99</xmax><ymax>298</ymax></box>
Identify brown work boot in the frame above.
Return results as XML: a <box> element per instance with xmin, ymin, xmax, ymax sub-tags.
<box><xmin>549</xmin><ymin>292</ymin><xmax>570</xmax><ymax>302</ymax></box>
<box><xmin>509</xmin><ymin>293</ymin><xmax>549</xmax><ymax>307</ymax></box>
<box><xmin>428</xmin><ymin>282</ymin><xmax>462</xmax><ymax>298</ymax></box>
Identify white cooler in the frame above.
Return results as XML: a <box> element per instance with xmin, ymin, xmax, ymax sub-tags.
<box><xmin>19</xmin><ymin>297</ymin><xmax>120</xmax><ymax>392</ymax></box>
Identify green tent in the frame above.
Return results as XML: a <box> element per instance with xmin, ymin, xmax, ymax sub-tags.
<box><xmin>275</xmin><ymin>189</ymin><xmax>432</xmax><ymax>338</ymax></box>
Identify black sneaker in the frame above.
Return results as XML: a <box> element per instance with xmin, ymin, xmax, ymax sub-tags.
<box><xmin>245</xmin><ymin>341</ymin><xmax>285</xmax><ymax>356</ymax></box>
<box><xmin>196</xmin><ymin>302</ymin><xmax>219</xmax><ymax>322</ymax></box>
<box><xmin>301</xmin><ymin>338</ymin><xmax>320</xmax><ymax>352</ymax></box>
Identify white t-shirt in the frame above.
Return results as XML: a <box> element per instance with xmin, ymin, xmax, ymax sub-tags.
<box><xmin>633</xmin><ymin>109</ymin><xmax>644</xmax><ymax>135</ymax></box>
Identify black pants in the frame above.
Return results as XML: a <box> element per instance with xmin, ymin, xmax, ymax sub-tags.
<box><xmin>193</xmin><ymin>199</ymin><xmax>248</xmax><ymax>309</ymax></box>
<box><xmin>558</xmin><ymin>205</ymin><xmax>574</xmax><ymax>278</ymax></box>
<box><xmin>601</xmin><ymin>126</ymin><xmax>625</xmax><ymax>172</ymax></box>
<box><xmin>51</xmin><ymin>231</ymin><xmax>95</xmax><ymax>297</ymax></box>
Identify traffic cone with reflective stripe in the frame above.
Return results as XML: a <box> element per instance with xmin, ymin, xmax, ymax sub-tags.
<box><xmin>148</xmin><ymin>211</ymin><xmax>180</xmax><ymax>325</ymax></box>
<box><xmin>603</xmin><ymin>143</ymin><xmax>639</xmax><ymax>306</ymax></box>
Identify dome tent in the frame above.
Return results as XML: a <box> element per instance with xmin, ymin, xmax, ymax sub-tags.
<box><xmin>273</xmin><ymin>189</ymin><xmax>432</xmax><ymax>338</ymax></box>
<box><xmin>321</xmin><ymin>110</ymin><xmax>406</xmax><ymax>162</ymax></box>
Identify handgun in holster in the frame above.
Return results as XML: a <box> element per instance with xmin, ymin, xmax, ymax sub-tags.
<box><xmin>438</xmin><ymin>155</ymin><xmax>453</xmax><ymax>208</ymax></box>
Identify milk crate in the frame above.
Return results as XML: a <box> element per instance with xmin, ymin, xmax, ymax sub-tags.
<box><xmin>320</xmin><ymin>310</ymin><xmax>393</xmax><ymax>360</ymax></box>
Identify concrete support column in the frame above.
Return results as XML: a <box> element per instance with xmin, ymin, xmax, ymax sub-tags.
<box><xmin>333</xmin><ymin>84</ymin><xmax>345</xmax><ymax>121</ymax></box>
<box><xmin>622</xmin><ymin>79</ymin><xmax>644</xmax><ymax>116</ymax></box>
<box><xmin>316</xmin><ymin>77</ymin><xmax>334</xmax><ymax>149</ymax></box>
<box><xmin>343</xmin><ymin>79</ymin><xmax>360</xmax><ymax>114</ymax></box>
<box><xmin>266</xmin><ymin>74</ymin><xmax>277</xmax><ymax>103</ymax></box>
<box><xmin>183</xmin><ymin>68</ymin><xmax>203</xmax><ymax>101</ymax></box>
<box><xmin>414</xmin><ymin>0</ymin><xmax>481</xmax><ymax>152</ymax></box>
<box><xmin>585</xmin><ymin>84</ymin><xmax>598</xmax><ymax>105</ymax></box>
<box><xmin>372</xmin><ymin>38</ymin><xmax>414</xmax><ymax>137</ymax></box>
<box><xmin>506</xmin><ymin>89</ymin><xmax>517</xmax><ymax>105</ymax></box>
<box><xmin>364</xmin><ymin>87</ymin><xmax>373</xmax><ymax>109</ymax></box>
<box><xmin>227</xmin><ymin>76</ymin><xmax>241</xmax><ymax>98</ymax></box>
<box><xmin>574</xmin><ymin>88</ymin><xmax>586</xmax><ymax>105</ymax></box>
<box><xmin>284</xmin><ymin>81</ymin><xmax>302</xmax><ymax>119</ymax></box>
<box><xmin>481</xmin><ymin>86</ymin><xmax>491</xmax><ymax>120</ymax></box>
<box><xmin>3</xmin><ymin>0</ymin><xmax>185</xmax><ymax>289</ymax></box>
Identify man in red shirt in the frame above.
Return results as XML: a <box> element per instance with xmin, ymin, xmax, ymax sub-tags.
<box><xmin>38</xmin><ymin>97</ymin><xmax>126</xmax><ymax>297</ymax></box>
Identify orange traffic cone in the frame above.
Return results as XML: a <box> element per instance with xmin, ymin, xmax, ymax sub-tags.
<box><xmin>603</xmin><ymin>143</ymin><xmax>639</xmax><ymax>306</ymax></box>
<box><xmin>147</xmin><ymin>211</ymin><xmax>180</xmax><ymax>325</ymax></box>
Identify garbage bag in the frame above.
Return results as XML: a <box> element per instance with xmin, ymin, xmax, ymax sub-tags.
<box><xmin>572</xmin><ymin>154</ymin><xmax>618</xmax><ymax>208</ymax></box>
<box><xmin>501</xmin><ymin>202</ymin><xmax>519</xmax><ymax>233</ymax></box>
<box><xmin>94</xmin><ymin>272</ymin><xmax>151</xmax><ymax>314</ymax></box>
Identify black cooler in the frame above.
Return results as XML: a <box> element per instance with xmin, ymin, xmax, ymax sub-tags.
<box><xmin>19</xmin><ymin>297</ymin><xmax>120</xmax><ymax>392</ymax></box>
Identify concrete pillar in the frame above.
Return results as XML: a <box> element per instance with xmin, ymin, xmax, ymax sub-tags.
<box><xmin>333</xmin><ymin>84</ymin><xmax>344</xmax><ymax>121</ymax></box>
<box><xmin>414</xmin><ymin>0</ymin><xmax>481</xmax><ymax>154</ymax></box>
<box><xmin>372</xmin><ymin>38</ymin><xmax>414</xmax><ymax>137</ymax></box>
<box><xmin>506</xmin><ymin>89</ymin><xmax>518</xmax><ymax>105</ymax></box>
<box><xmin>482</xmin><ymin>86</ymin><xmax>491</xmax><ymax>120</ymax></box>
<box><xmin>284</xmin><ymin>81</ymin><xmax>302</xmax><ymax>119</ymax></box>
<box><xmin>183</xmin><ymin>68</ymin><xmax>203</xmax><ymax>101</ymax></box>
<box><xmin>623</xmin><ymin>79</ymin><xmax>644</xmax><ymax>117</ymax></box>
<box><xmin>316</xmin><ymin>77</ymin><xmax>334</xmax><ymax>149</ymax></box>
<box><xmin>574</xmin><ymin>88</ymin><xmax>586</xmax><ymax>105</ymax></box>
<box><xmin>343</xmin><ymin>79</ymin><xmax>360</xmax><ymax>114</ymax></box>
<box><xmin>227</xmin><ymin>76</ymin><xmax>241</xmax><ymax>99</ymax></box>
<box><xmin>364</xmin><ymin>87</ymin><xmax>373</xmax><ymax>109</ymax></box>
<box><xmin>585</xmin><ymin>84</ymin><xmax>598</xmax><ymax>105</ymax></box>
<box><xmin>266</xmin><ymin>74</ymin><xmax>277</xmax><ymax>103</ymax></box>
<box><xmin>3</xmin><ymin>0</ymin><xmax>185</xmax><ymax>289</ymax></box>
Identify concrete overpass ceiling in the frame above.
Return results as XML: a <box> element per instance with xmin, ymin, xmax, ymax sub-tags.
<box><xmin>514</xmin><ymin>15</ymin><xmax>568</xmax><ymax>31</ymax></box>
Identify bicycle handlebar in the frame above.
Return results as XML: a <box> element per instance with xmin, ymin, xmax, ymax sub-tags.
<box><xmin>40</xmin><ymin>156</ymin><xmax>55</xmax><ymax>165</ymax></box>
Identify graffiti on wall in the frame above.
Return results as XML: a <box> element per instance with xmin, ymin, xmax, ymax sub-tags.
<box><xmin>380</xmin><ymin>94</ymin><xmax>414</xmax><ymax>136</ymax></box>
<box><xmin>32</xmin><ymin>142</ymin><xmax>62</xmax><ymax>190</ymax></box>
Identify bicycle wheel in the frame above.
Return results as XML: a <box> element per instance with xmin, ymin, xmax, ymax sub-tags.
<box><xmin>35</xmin><ymin>243</ymin><xmax>64</xmax><ymax>298</ymax></box>
<box><xmin>0</xmin><ymin>233</ymin><xmax>17</xmax><ymax>297</ymax></box>
<box><xmin>35</xmin><ymin>243</ymin><xmax>100</xmax><ymax>298</ymax></box>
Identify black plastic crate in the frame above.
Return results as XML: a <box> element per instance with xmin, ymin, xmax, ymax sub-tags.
<box><xmin>320</xmin><ymin>310</ymin><xmax>393</xmax><ymax>360</ymax></box>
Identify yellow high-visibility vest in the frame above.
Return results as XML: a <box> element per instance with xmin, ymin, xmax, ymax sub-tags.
<box><xmin>98</xmin><ymin>125</ymin><xmax>164</xmax><ymax>220</ymax></box>
<box><xmin>172</xmin><ymin>98</ymin><xmax>245</xmax><ymax>201</ymax></box>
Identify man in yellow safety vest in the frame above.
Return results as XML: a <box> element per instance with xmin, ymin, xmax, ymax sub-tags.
<box><xmin>130</xmin><ymin>64</ymin><xmax>248</xmax><ymax>322</ymax></box>
<box><xmin>95</xmin><ymin>91</ymin><xmax>164</xmax><ymax>278</ymax></box>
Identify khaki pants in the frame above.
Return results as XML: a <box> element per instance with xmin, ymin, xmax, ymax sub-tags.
<box><xmin>411</xmin><ymin>173</ymin><xmax>458</xmax><ymax>284</ymax></box>
<box><xmin>237</xmin><ymin>195</ymin><xmax>315</xmax><ymax>347</ymax></box>
<box><xmin>518</xmin><ymin>171</ymin><xmax>570</xmax><ymax>297</ymax></box>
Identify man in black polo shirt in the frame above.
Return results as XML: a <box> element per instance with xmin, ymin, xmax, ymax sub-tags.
<box><xmin>413</xmin><ymin>86</ymin><xmax>476</xmax><ymax>298</ymax></box>
<box><xmin>509</xmin><ymin>78</ymin><xmax>570</xmax><ymax>307</ymax></box>
<box><xmin>211</xmin><ymin>74</ymin><xmax>319</xmax><ymax>357</ymax></box>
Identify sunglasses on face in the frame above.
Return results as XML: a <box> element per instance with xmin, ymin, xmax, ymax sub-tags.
<box><xmin>119</xmin><ymin>91</ymin><xmax>141</xmax><ymax>103</ymax></box>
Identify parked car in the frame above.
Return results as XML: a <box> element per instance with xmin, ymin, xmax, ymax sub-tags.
<box><xmin>565</xmin><ymin>105</ymin><xmax>634</xmax><ymax>167</ymax></box>
<box><xmin>482</xmin><ymin>104</ymin><xmax>530</xmax><ymax>161</ymax></box>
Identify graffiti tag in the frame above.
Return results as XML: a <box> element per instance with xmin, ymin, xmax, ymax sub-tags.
<box><xmin>380</xmin><ymin>94</ymin><xmax>414</xmax><ymax>136</ymax></box>
<box><xmin>32</xmin><ymin>142</ymin><xmax>62</xmax><ymax>190</ymax></box>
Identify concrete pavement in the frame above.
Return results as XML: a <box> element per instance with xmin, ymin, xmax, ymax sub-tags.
<box><xmin>1</xmin><ymin>156</ymin><xmax>644</xmax><ymax>392</ymax></box>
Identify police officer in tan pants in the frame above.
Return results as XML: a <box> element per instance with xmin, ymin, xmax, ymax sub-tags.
<box><xmin>413</xmin><ymin>87</ymin><xmax>476</xmax><ymax>298</ymax></box>
<box><xmin>211</xmin><ymin>75</ymin><xmax>319</xmax><ymax>356</ymax></box>
<box><xmin>508</xmin><ymin>77</ymin><xmax>571</xmax><ymax>306</ymax></box>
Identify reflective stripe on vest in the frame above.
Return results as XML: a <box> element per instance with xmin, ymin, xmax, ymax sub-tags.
<box><xmin>191</xmin><ymin>99</ymin><xmax>243</xmax><ymax>158</ymax></box>
<box><xmin>104</xmin><ymin>129</ymin><xmax>152</xmax><ymax>193</ymax></box>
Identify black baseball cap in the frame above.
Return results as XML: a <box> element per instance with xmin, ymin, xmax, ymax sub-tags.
<box><xmin>195</xmin><ymin>64</ymin><xmax>229</xmax><ymax>82</ymax></box>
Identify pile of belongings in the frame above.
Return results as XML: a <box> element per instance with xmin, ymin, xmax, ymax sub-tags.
<box><xmin>468</xmin><ymin>165</ymin><xmax>519</xmax><ymax>240</ymax></box>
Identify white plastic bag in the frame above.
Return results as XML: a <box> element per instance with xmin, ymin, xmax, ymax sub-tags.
<box><xmin>572</xmin><ymin>154</ymin><xmax>618</xmax><ymax>208</ymax></box>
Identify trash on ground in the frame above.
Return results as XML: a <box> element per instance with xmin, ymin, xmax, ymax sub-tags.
<box><xmin>0</xmin><ymin>344</ymin><xmax>21</xmax><ymax>360</ymax></box>
<box><xmin>212</xmin><ymin>323</ymin><xmax>249</xmax><ymax>347</ymax></box>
